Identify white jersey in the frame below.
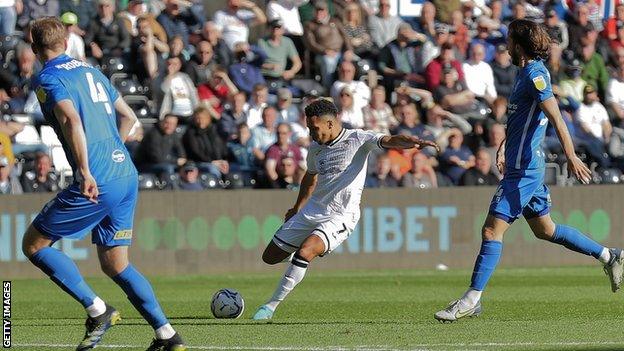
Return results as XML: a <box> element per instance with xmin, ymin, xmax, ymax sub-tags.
<box><xmin>304</xmin><ymin>128</ymin><xmax>384</xmax><ymax>216</ymax></box>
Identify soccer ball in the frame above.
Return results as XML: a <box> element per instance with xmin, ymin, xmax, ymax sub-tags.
<box><xmin>211</xmin><ymin>288</ymin><xmax>244</xmax><ymax>319</ymax></box>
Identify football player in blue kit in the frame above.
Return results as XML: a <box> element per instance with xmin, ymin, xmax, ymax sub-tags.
<box><xmin>434</xmin><ymin>19</ymin><xmax>624</xmax><ymax>322</ymax></box>
<box><xmin>21</xmin><ymin>17</ymin><xmax>185</xmax><ymax>350</ymax></box>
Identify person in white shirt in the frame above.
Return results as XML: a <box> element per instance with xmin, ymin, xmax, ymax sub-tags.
<box><xmin>607</xmin><ymin>64</ymin><xmax>624</xmax><ymax>123</ymax></box>
<box><xmin>60</xmin><ymin>12</ymin><xmax>86</xmax><ymax>61</ymax></box>
<box><xmin>337</xmin><ymin>86</ymin><xmax>366</xmax><ymax>129</ymax></box>
<box><xmin>330</xmin><ymin>60</ymin><xmax>371</xmax><ymax>110</ymax></box>
<box><xmin>462</xmin><ymin>43</ymin><xmax>497</xmax><ymax>104</ymax></box>
<box><xmin>251</xmin><ymin>98</ymin><xmax>438</xmax><ymax>320</ymax></box>
<box><xmin>213</xmin><ymin>0</ymin><xmax>267</xmax><ymax>50</ymax></box>
<box><xmin>159</xmin><ymin>57</ymin><xmax>199</xmax><ymax>120</ymax></box>
<box><xmin>246</xmin><ymin>84</ymin><xmax>269</xmax><ymax>128</ymax></box>
<box><xmin>577</xmin><ymin>84</ymin><xmax>612</xmax><ymax>142</ymax></box>
<box><xmin>267</xmin><ymin>0</ymin><xmax>307</xmax><ymax>37</ymax></box>
<box><xmin>367</xmin><ymin>0</ymin><xmax>404</xmax><ymax>48</ymax></box>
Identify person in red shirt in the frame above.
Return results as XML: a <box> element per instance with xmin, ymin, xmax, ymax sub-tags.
<box><xmin>197</xmin><ymin>67</ymin><xmax>239</xmax><ymax>118</ymax></box>
<box><xmin>264</xmin><ymin>122</ymin><xmax>304</xmax><ymax>185</ymax></box>
<box><xmin>424</xmin><ymin>42</ymin><xmax>465</xmax><ymax>92</ymax></box>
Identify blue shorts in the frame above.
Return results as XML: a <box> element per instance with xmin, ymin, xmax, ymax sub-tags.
<box><xmin>32</xmin><ymin>175</ymin><xmax>138</xmax><ymax>246</ymax></box>
<box><xmin>488</xmin><ymin>168</ymin><xmax>551</xmax><ymax>224</ymax></box>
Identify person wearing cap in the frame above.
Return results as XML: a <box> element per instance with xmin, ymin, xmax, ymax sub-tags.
<box><xmin>420</xmin><ymin>22</ymin><xmax>451</xmax><ymax>70</ymax></box>
<box><xmin>0</xmin><ymin>156</ymin><xmax>22</xmax><ymax>195</ymax></box>
<box><xmin>368</xmin><ymin>0</ymin><xmax>404</xmax><ymax>48</ymax></box>
<box><xmin>490</xmin><ymin>43</ymin><xmax>518</xmax><ymax>98</ymax></box>
<box><xmin>172</xmin><ymin>161</ymin><xmax>204</xmax><ymax>191</ymax></box>
<box><xmin>276</xmin><ymin>88</ymin><xmax>299</xmax><ymax>123</ymax></box>
<box><xmin>59</xmin><ymin>0</ymin><xmax>96</xmax><ymax>34</ymax></box>
<box><xmin>559</xmin><ymin>59</ymin><xmax>588</xmax><ymax>102</ymax></box>
<box><xmin>463</xmin><ymin>42</ymin><xmax>497</xmax><ymax>104</ymax></box>
<box><xmin>575</xmin><ymin>83</ymin><xmax>612</xmax><ymax>169</ymax></box>
<box><xmin>258</xmin><ymin>18</ymin><xmax>302</xmax><ymax>82</ymax></box>
<box><xmin>84</xmin><ymin>0</ymin><xmax>131</xmax><ymax>60</ymax></box>
<box><xmin>304</xmin><ymin>0</ymin><xmax>353</xmax><ymax>89</ymax></box>
<box><xmin>213</xmin><ymin>0</ymin><xmax>267</xmax><ymax>50</ymax></box>
<box><xmin>60</xmin><ymin>12</ymin><xmax>87</xmax><ymax>61</ymax></box>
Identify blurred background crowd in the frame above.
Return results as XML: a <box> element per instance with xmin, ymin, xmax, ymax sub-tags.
<box><xmin>1</xmin><ymin>0</ymin><xmax>624</xmax><ymax>193</ymax></box>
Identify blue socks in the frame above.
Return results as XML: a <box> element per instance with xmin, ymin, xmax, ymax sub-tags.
<box><xmin>30</xmin><ymin>247</ymin><xmax>96</xmax><ymax>308</ymax></box>
<box><xmin>470</xmin><ymin>240</ymin><xmax>503</xmax><ymax>291</ymax></box>
<box><xmin>112</xmin><ymin>264</ymin><xmax>168</xmax><ymax>329</ymax></box>
<box><xmin>552</xmin><ymin>224</ymin><xmax>604</xmax><ymax>259</ymax></box>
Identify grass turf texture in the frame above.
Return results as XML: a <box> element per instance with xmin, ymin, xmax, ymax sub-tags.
<box><xmin>9</xmin><ymin>266</ymin><xmax>624</xmax><ymax>351</ymax></box>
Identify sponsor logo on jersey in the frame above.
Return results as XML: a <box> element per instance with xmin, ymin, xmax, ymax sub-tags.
<box><xmin>111</xmin><ymin>149</ymin><xmax>125</xmax><ymax>163</ymax></box>
<box><xmin>36</xmin><ymin>87</ymin><xmax>46</xmax><ymax>103</ymax></box>
<box><xmin>113</xmin><ymin>230</ymin><xmax>133</xmax><ymax>240</ymax></box>
<box><xmin>532</xmin><ymin>75</ymin><xmax>547</xmax><ymax>91</ymax></box>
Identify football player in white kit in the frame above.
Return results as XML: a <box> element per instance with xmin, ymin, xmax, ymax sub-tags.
<box><xmin>252</xmin><ymin>99</ymin><xmax>439</xmax><ymax>320</ymax></box>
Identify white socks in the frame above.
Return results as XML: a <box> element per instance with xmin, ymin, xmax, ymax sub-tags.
<box><xmin>265</xmin><ymin>254</ymin><xmax>309</xmax><ymax>311</ymax></box>
<box><xmin>155</xmin><ymin>323</ymin><xmax>176</xmax><ymax>340</ymax></box>
<box><xmin>86</xmin><ymin>296</ymin><xmax>107</xmax><ymax>318</ymax></box>
<box><xmin>599</xmin><ymin>248</ymin><xmax>611</xmax><ymax>265</ymax></box>
<box><xmin>461</xmin><ymin>289</ymin><xmax>482</xmax><ymax>307</ymax></box>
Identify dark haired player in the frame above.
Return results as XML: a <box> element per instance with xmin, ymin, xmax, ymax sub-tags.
<box><xmin>252</xmin><ymin>99</ymin><xmax>439</xmax><ymax>320</ymax></box>
<box><xmin>434</xmin><ymin>19</ymin><xmax>624</xmax><ymax>322</ymax></box>
<box><xmin>22</xmin><ymin>17</ymin><xmax>185</xmax><ymax>350</ymax></box>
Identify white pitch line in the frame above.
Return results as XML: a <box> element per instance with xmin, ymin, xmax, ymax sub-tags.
<box><xmin>12</xmin><ymin>341</ymin><xmax>624</xmax><ymax>350</ymax></box>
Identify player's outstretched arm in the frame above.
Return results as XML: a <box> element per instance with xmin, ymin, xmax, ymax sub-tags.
<box><xmin>540</xmin><ymin>97</ymin><xmax>591</xmax><ymax>184</ymax></box>
<box><xmin>114</xmin><ymin>97</ymin><xmax>139</xmax><ymax>143</ymax></box>
<box><xmin>53</xmin><ymin>100</ymin><xmax>99</xmax><ymax>202</ymax></box>
<box><xmin>380</xmin><ymin>135</ymin><xmax>440</xmax><ymax>153</ymax></box>
<box><xmin>284</xmin><ymin>172</ymin><xmax>318</xmax><ymax>222</ymax></box>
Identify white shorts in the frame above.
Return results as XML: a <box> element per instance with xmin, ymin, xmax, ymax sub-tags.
<box><xmin>272</xmin><ymin>211</ymin><xmax>358</xmax><ymax>255</ymax></box>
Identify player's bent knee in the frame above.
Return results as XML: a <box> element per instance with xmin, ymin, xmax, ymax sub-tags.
<box><xmin>297</xmin><ymin>237</ymin><xmax>325</xmax><ymax>262</ymax></box>
<box><xmin>533</xmin><ymin>229</ymin><xmax>555</xmax><ymax>241</ymax></box>
<box><xmin>481</xmin><ymin>225</ymin><xmax>498</xmax><ymax>241</ymax></box>
<box><xmin>21</xmin><ymin>225</ymin><xmax>52</xmax><ymax>259</ymax></box>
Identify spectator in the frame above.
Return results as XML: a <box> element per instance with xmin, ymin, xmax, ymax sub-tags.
<box><xmin>59</xmin><ymin>0</ymin><xmax>95</xmax><ymax>34</ymax></box>
<box><xmin>304</xmin><ymin>0</ymin><xmax>353</xmax><ymax>88</ymax></box>
<box><xmin>463</xmin><ymin>43</ymin><xmax>497</xmax><ymax>104</ymax></box>
<box><xmin>420</xmin><ymin>23</ymin><xmax>451</xmax><ymax>72</ymax></box>
<box><xmin>202</xmin><ymin>21</ymin><xmax>233</xmax><ymax>68</ymax></box>
<box><xmin>183</xmin><ymin>107</ymin><xmax>230</xmax><ymax>178</ymax></box>
<box><xmin>258</xmin><ymin>18</ymin><xmax>302</xmax><ymax>85</ymax></box>
<box><xmin>490</xmin><ymin>43</ymin><xmax>517</xmax><ymax>98</ymax></box>
<box><xmin>567</xmin><ymin>4</ymin><xmax>596</xmax><ymax>56</ymax></box>
<box><xmin>20</xmin><ymin>153</ymin><xmax>59</xmax><ymax>193</ymax></box>
<box><xmin>459</xmin><ymin>148</ymin><xmax>499</xmax><ymax>186</ymax></box>
<box><xmin>167</xmin><ymin>34</ymin><xmax>191</xmax><ymax>63</ymax></box>
<box><xmin>576</xmin><ymin>84</ymin><xmax>612</xmax><ymax>168</ymax></box>
<box><xmin>330</xmin><ymin>60</ymin><xmax>370</xmax><ymax>109</ymax></box>
<box><xmin>125</xmin><ymin>122</ymin><xmax>144</xmax><ymax>161</ymax></box>
<box><xmin>173</xmin><ymin>161</ymin><xmax>204</xmax><ymax>191</ymax></box>
<box><xmin>266</xmin><ymin>0</ymin><xmax>307</xmax><ymax>55</ymax></box>
<box><xmin>250</xmin><ymin>106</ymin><xmax>279</xmax><ymax>160</ymax></box>
<box><xmin>18</xmin><ymin>0</ymin><xmax>59</xmax><ymax>31</ymax></box>
<box><xmin>119</xmin><ymin>0</ymin><xmax>166</xmax><ymax>42</ymax></box>
<box><xmin>434</xmin><ymin>64</ymin><xmax>477</xmax><ymax>116</ymax></box>
<box><xmin>131</xmin><ymin>16</ymin><xmax>170</xmax><ymax>81</ymax></box>
<box><xmin>84</xmin><ymin>0</ymin><xmax>131</xmax><ymax>60</ymax></box>
<box><xmin>469</xmin><ymin>17</ymin><xmax>498</xmax><ymax>63</ymax></box>
<box><xmin>290</xmin><ymin>107</ymin><xmax>310</xmax><ymax>148</ymax></box>
<box><xmin>378</xmin><ymin>23</ymin><xmax>428</xmax><ymax>88</ymax></box>
<box><xmin>227</xmin><ymin>123</ymin><xmax>259</xmax><ymax>174</ymax></box>
<box><xmin>186</xmin><ymin>41</ymin><xmax>218</xmax><ymax>85</ymax></box>
<box><xmin>61</xmin><ymin>12</ymin><xmax>86</xmax><ymax>61</ymax></box>
<box><xmin>276</xmin><ymin>88</ymin><xmax>299</xmax><ymax>123</ymax></box>
<box><xmin>337</xmin><ymin>86</ymin><xmax>366</xmax><ymax>129</ymax></box>
<box><xmin>440</xmin><ymin>128</ymin><xmax>475</xmax><ymax>185</ymax></box>
<box><xmin>197</xmin><ymin>67</ymin><xmax>239</xmax><ymax>118</ymax></box>
<box><xmin>559</xmin><ymin>59</ymin><xmax>587</xmax><ymax>102</ymax></box>
<box><xmin>365</xmin><ymin>153</ymin><xmax>399</xmax><ymax>188</ymax></box>
<box><xmin>450</xmin><ymin>9</ymin><xmax>470</xmax><ymax>58</ymax></box>
<box><xmin>401</xmin><ymin>152</ymin><xmax>437</xmax><ymax>188</ymax></box>
<box><xmin>580</xmin><ymin>43</ymin><xmax>609</xmax><ymax>102</ymax></box>
<box><xmin>485</xmin><ymin>122</ymin><xmax>505</xmax><ymax>179</ymax></box>
<box><xmin>264</xmin><ymin>123</ymin><xmax>304</xmax><ymax>185</ymax></box>
<box><xmin>136</xmin><ymin>114</ymin><xmax>187</xmax><ymax>177</ymax></box>
<box><xmin>271</xmin><ymin>156</ymin><xmax>299</xmax><ymax>189</ymax></box>
<box><xmin>363</xmin><ymin>85</ymin><xmax>398</xmax><ymax>134</ymax></box>
<box><xmin>490</xmin><ymin>96</ymin><xmax>508</xmax><ymax>124</ymax></box>
<box><xmin>412</xmin><ymin>1</ymin><xmax>437</xmax><ymax>40</ymax></box>
<box><xmin>394</xmin><ymin>102</ymin><xmax>430</xmax><ymax>139</ymax></box>
<box><xmin>159</xmin><ymin>56</ymin><xmax>199</xmax><ymax>120</ymax></box>
<box><xmin>424</xmin><ymin>42</ymin><xmax>465</xmax><ymax>92</ymax></box>
<box><xmin>246</xmin><ymin>83</ymin><xmax>269</xmax><ymax>128</ymax></box>
<box><xmin>213</xmin><ymin>0</ymin><xmax>267</xmax><ymax>50</ymax></box>
<box><xmin>610</xmin><ymin>20</ymin><xmax>624</xmax><ymax>53</ymax></box>
<box><xmin>605</xmin><ymin>4</ymin><xmax>624</xmax><ymax>41</ymax></box>
<box><xmin>219</xmin><ymin>91</ymin><xmax>249</xmax><ymax>140</ymax></box>
<box><xmin>0</xmin><ymin>133</ymin><xmax>14</xmax><ymax>166</ymax></box>
<box><xmin>607</xmin><ymin>64</ymin><xmax>624</xmax><ymax>126</ymax></box>
<box><xmin>424</xmin><ymin>104</ymin><xmax>472</xmax><ymax>151</ymax></box>
<box><xmin>342</xmin><ymin>2</ymin><xmax>374</xmax><ymax>57</ymax></box>
<box><xmin>547</xmin><ymin>43</ymin><xmax>565</xmax><ymax>86</ymax></box>
<box><xmin>157</xmin><ymin>0</ymin><xmax>203</xmax><ymax>51</ymax></box>
<box><xmin>0</xmin><ymin>156</ymin><xmax>22</xmax><ymax>195</ymax></box>
<box><xmin>228</xmin><ymin>42</ymin><xmax>266</xmax><ymax>95</ymax></box>
<box><xmin>367</xmin><ymin>0</ymin><xmax>403</xmax><ymax>49</ymax></box>
<box><xmin>544</xmin><ymin>7</ymin><xmax>568</xmax><ymax>50</ymax></box>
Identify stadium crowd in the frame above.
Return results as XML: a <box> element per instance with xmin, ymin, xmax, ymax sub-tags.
<box><xmin>1</xmin><ymin>0</ymin><xmax>624</xmax><ymax>193</ymax></box>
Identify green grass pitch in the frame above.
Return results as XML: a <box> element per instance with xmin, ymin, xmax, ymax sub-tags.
<box><xmin>9</xmin><ymin>266</ymin><xmax>624</xmax><ymax>351</ymax></box>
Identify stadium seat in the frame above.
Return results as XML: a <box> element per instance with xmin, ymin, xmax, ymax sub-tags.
<box><xmin>544</xmin><ymin>163</ymin><xmax>560</xmax><ymax>186</ymax></box>
<box><xmin>101</xmin><ymin>56</ymin><xmax>130</xmax><ymax>76</ymax></box>
<box><xmin>40</xmin><ymin>125</ymin><xmax>62</xmax><ymax>148</ymax></box>
<box><xmin>138</xmin><ymin>173</ymin><xmax>158</xmax><ymax>190</ymax></box>
<box><xmin>13</xmin><ymin>124</ymin><xmax>41</xmax><ymax>146</ymax></box>
<box><xmin>200</xmin><ymin>173</ymin><xmax>222</xmax><ymax>189</ymax></box>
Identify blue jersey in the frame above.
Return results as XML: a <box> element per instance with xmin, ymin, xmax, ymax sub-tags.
<box><xmin>33</xmin><ymin>54</ymin><xmax>136</xmax><ymax>183</ymax></box>
<box><xmin>505</xmin><ymin>59</ymin><xmax>554</xmax><ymax>171</ymax></box>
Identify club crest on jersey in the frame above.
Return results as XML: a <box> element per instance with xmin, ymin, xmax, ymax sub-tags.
<box><xmin>532</xmin><ymin>76</ymin><xmax>547</xmax><ymax>91</ymax></box>
<box><xmin>36</xmin><ymin>87</ymin><xmax>47</xmax><ymax>103</ymax></box>
<box><xmin>111</xmin><ymin>149</ymin><xmax>125</xmax><ymax>163</ymax></box>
